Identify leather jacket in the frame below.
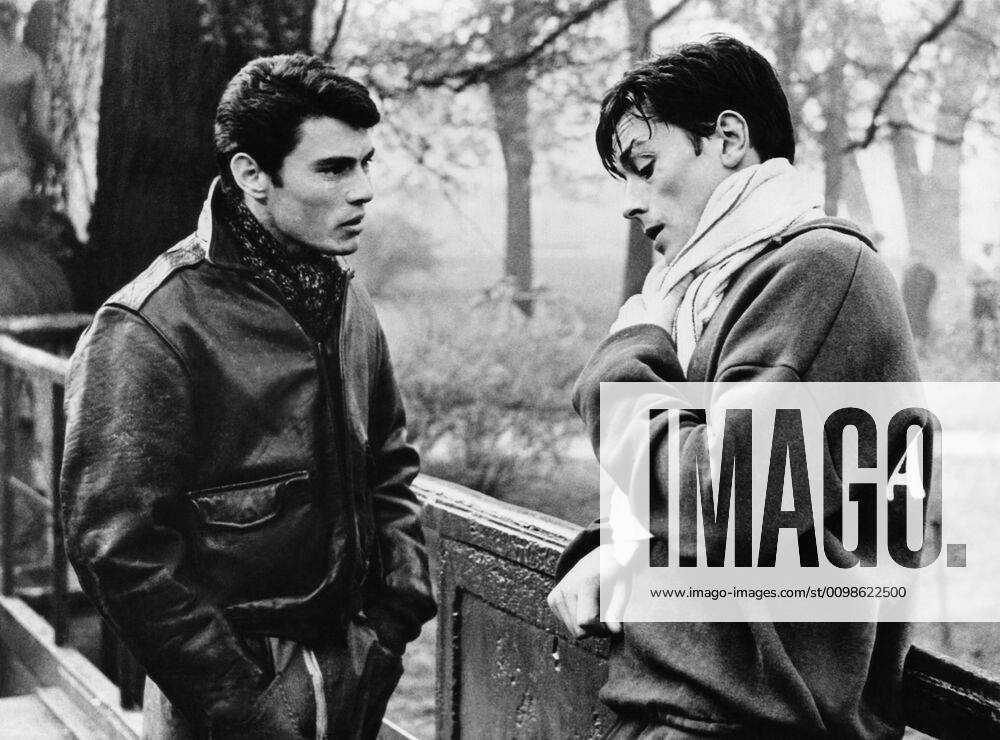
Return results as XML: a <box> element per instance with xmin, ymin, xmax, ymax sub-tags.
<box><xmin>60</xmin><ymin>182</ymin><xmax>436</xmax><ymax>731</ymax></box>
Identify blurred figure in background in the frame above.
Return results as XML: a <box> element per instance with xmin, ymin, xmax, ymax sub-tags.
<box><xmin>901</xmin><ymin>260</ymin><xmax>937</xmax><ymax>346</ymax></box>
<box><xmin>970</xmin><ymin>242</ymin><xmax>1000</xmax><ymax>355</ymax></box>
<box><xmin>0</xmin><ymin>0</ymin><xmax>72</xmax><ymax>314</ymax></box>
<box><xmin>0</xmin><ymin>0</ymin><xmax>60</xmax><ymax>222</ymax></box>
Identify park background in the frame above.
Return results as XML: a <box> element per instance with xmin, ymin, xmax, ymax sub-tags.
<box><xmin>4</xmin><ymin>0</ymin><xmax>1000</xmax><ymax>736</ymax></box>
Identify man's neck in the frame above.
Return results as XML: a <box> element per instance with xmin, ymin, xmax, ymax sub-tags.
<box><xmin>241</xmin><ymin>193</ymin><xmax>303</xmax><ymax>256</ymax></box>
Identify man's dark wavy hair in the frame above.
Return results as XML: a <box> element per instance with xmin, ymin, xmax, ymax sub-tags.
<box><xmin>595</xmin><ymin>34</ymin><xmax>795</xmax><ymax>177</ymax></box>
<box><xmin>214</xmin><ymin>53</ymin><xmax>379</xmax><ymax>187</ymax></box>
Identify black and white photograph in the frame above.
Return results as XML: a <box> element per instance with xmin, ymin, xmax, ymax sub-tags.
<box><xmin>0</xmin><ymin>0</ymin><xmax>999</xmax><ymax>738</ymax></box>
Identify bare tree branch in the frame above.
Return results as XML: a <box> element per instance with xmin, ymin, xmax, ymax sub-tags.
<box><xmin>643</xmin><ymin>0</ymin><xmax>695</xmax><ymax>50</ymax></box>
<box><xmin>885</xmin><ymin>120</ymin><xmax>963</xmax><ymax>146</ymax></box>
<box><xmin>321</xmin><ymin>0</ymin><xmax>349</xmax><ymax>59</ymax></box>
<box><xmin>846</xmin><ymin>0</ymin><xmax>964</xmax><ymax>151</ymax></box>
<box><xmin>412</xmin><ymin>0</ymin><xmax>617</xmax><ymax>91</ymax></box>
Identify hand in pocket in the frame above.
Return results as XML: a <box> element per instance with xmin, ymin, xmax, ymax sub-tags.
<box><xmin>319</xmin><ymin>620</ymin><xmax>404</xmax><ymax>740</ymax></box>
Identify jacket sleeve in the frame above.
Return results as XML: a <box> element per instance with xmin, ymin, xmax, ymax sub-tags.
<box><xmin>60</xmin><ymin>306</ymin><xmax>267</xmax><ymax>731</ymax></box>
<box><xmin>363</xmin><ymin>328</ymin><xmax>436</xmax><ymax>653</ymax></box>
<box><xmin>559</xmin><ymin>240</ymin><xmax>894</xmax><ymax>577</ymax></box>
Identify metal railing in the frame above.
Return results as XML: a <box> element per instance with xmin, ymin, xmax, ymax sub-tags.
<box><xmin>2</xmin><ymin>315</ymin><xmax>1000</xmax><ymax>739</ymax></box>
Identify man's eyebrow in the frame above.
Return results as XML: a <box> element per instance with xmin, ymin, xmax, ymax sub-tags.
<box><xmin>618</xmin><ymin>138</ymin><xmax>649</xmax><ymax>175</ymax></box>
<box><xmin>618</xmin><ymin>139</ymin><xmax>636</xmax><ymax>174</ymax></box>
<box><xmin>312</xmin><ymin>148</ymin><xmax>375</xmax><ymax>169</ymax></box>
<box><xmin>313</xmin><ymin>156</ymin><xmax>354</xmax><ymax>169</ymax></box>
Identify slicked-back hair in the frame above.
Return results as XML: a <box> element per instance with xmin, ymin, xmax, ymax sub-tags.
<box><xmin>595</xmin><ymin>34</ymin><xmax>795</xmax><ymax>177</ymax></box>
<box><xmin>214</xmin><ymin>53</ymin><xmax>379</xmax><ymax>187</ymax></box>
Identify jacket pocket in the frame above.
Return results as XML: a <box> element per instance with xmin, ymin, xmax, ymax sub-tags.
<box><xmin>213</xmin><ymin>661</ymin><xmax>311</xmax><ymax>740</ymax></box>
<box><xmin>186</xmin><ymin>471</ymin><xmax>327</xmax><ymax>603</ymax></box>
<box><xmin>189</xmin><ymin>470</ymin><xmax>308</xmax><ymax>529</ymax></box>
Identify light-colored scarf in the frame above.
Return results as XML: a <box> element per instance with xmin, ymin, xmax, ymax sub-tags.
<box><xmin>658</xmin><ymin>157</ymin><xmax>824</xmax><ymax>369</ymax></box>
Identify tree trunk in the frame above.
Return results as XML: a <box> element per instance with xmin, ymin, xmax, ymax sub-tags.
<box><xmin>887</xmin><ymin>90</ymin><xmax>925</xmax><ymax>252</ymax></box>
<box><xmin>886</xmin><ymin>8</ymin><xmax>988</xmax><ymax>267</ymax></box>
<box><xmin>488</xmin><ymin>69</ymin><xmax>534</xmax><ymax>317</ymax></box>
<box><xmin>821</xmin><ymin>35</ymin><xmax>848</xmax><ymax>216</ymax></box>
<box><xmin>772</xmin><ymin>0</ymin><xmax>807</xmax><ymax>139</ymax></box>
<box><xmin>620</xmin><ymin>0</ymin><xmax>655</xmax><ymax>300</ymax></box>
<box><xmin>917</xmin><ymin>47</ymin><xmax>980</xmax><ymax>265</ymax></box>
<box><xmin>84</xmin><ymin>0</ymin><xmax>314</xmax><ymax>308</ymax></box>
<box><xmin>841</xmin><ymin>153</ymin><xmax>874</xmax><ymax>231</ymax></box>
<box><xmin>891</xmin><ymin>77</ymin><xmax>974</xmax><ymax>266</ymax></box>
<box><xmin>86</xmin><ymin>0</ymin><xmax>220</xmax><ymax>306</ymax></box>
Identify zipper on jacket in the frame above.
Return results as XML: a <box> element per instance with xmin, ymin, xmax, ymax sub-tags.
<box><xmin>316</xmin><ymin>270</ymin><xmax>368</xmax><ymax>594</ymax></box>
<box><xmin>254</xmin><ymin>267</ymin><xmax>366</xmax><ymax>604</ymax></box>
<box><xmin>334</xmin><ymin>269</ymin><xmax>371</xmax><ymax>589</ymax></box>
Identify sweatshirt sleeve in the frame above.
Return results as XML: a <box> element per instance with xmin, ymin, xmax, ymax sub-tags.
<box><xmin>558</xmin><ymin>237</ymin><xmax>895</xmax><ymax>577</ymax></box>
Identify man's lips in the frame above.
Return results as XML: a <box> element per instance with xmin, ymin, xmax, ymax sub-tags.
<box><xmin>341</xmin><ymin>215</ymin><xmax>364</xmax><ymax>229</ymax></box>
<box><xmin>644</xmin><ymin>224</ymin><xmax>665</xmax><ymax>252</ymax></box>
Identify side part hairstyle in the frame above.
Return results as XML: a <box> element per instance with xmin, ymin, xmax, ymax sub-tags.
<box><xmin>214</xmin><ymin>53</ymin><xmax>379</xmax><ymax>187</ymax></box>
<box><xmin>595</xmin><ymin>34</ymin><xmax>795</xmax><ymax>176</ymax></box>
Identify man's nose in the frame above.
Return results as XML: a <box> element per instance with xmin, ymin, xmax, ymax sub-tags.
<box><xmin>348</xmin><ymin>169</ymin><xmax>374</xmax><ymax>204</ymax></box>
<box><xmin>621</xmin><ymin>178</ymin><xmax>648</xmax><ymax>221</ymax></box>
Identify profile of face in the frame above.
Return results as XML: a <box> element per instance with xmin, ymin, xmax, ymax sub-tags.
<box><xmin>615</xmin><ymin>111</ymin><xmax>757</xmax><ymax>264</ymax></box>
<box><xmin>236</xmin><ymin>115</ymin><xmax>375</xmax><ymax>256</ymax></box>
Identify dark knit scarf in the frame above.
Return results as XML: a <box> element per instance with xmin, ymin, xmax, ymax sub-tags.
<box><xmin>220</xmin><ymin>186</ymin><xmax>344</xmax><ymax>341</ymax></box>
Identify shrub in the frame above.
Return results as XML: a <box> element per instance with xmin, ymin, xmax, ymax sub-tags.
<box><xmin>392</xmin><ymin>293</ymin><xmax>588</xmax><ymax>499</ymax></box>
<box><xmin>346</xmin><ymin>213</ymin><xmax>438</xmax><ymax>297</ymax></box>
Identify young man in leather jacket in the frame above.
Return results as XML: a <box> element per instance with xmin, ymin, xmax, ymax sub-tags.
<box><xmin>61</xmin><ymin>54</ymin><xmax>436</xmax><ymax>739</ymax></box>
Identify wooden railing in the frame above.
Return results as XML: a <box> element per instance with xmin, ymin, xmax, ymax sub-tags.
<box><xmin>0</xmin><ymin>314</ymin><xmax>87</xmax><ymax>645</ymax></box>
<box><xmin>2</xmin><ymin>315</ymin><xmax>1000</xmax><ymax>739</ymax></box>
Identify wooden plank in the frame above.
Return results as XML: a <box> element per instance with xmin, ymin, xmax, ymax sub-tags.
<box><xmin>29</xmin><ymin>378</ymin><xmax>55</xmax><ymax>494</ymax></box>
<box><xmin>0</xmin><ymin>338</ymin><xmax>69</xmax><ymax>386</ymax></box>
<box><xmin>0</xmin><ymin>595</ymin><xmax>141</xmax><ymax>739</ymax></box>
<box><xmin>48</xmin><ymin>383</ymin><xmax>68</xmax><ymax>647</ymax></box>
<box><xmin>904</xmin><ymin>645</ymin><xmax>1000</xmax><ymax>739</ymax></box>
<box><xmin>415</xmin><ymin>475</ymin><xmax>578</xmax><ymax>575</ymax></box>
<box><xmin>0</xmin><ymin>645</ymin><xmax>39</xmax><ymax>697</ymax></box>
<box><xmin>378</xmin><ymin>718</ymin><xmax>420</xmax><ymax>740</ymax></box>
<box><xmin>36</xmin><ymin>686</ymin><xmax>109</xmax><ymax>739</ymax></box>
<box><xmin>0</xmin><ymin>694</ymin><xmax>73</xmax><ymax>739</ymax></box>
<box><xmin>7</xmin><ymin>476</ymin><xmax>51</xmax><ymax>511</ymax></box>
<box><xmin>0</xmin><ymin>314</ymin><xmax>91</xmax><ymax>339</ymax></box>
<box><xmin>427</xmin><ymin>482</ymin><xmax>613</xmax><ymax>740</ymax></box>
<box><xmin>1</xmin><ymin>366</ymin><xmax>16</xmax><ymax>597</ymax></box>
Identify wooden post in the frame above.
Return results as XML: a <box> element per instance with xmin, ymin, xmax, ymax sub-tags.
<box><xmin>1</xmin><ymin>365</ymin><xmax>16</xmax><ymax>597</ymax></box>
<box><xmin>49</xmin><ymin>382</ymin><xmax>68</xmax><ymax>645</ymax></box>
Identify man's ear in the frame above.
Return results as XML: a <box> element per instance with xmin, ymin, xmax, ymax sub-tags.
<box><xmin>229</xmin><ymin>152</ymin><xmax>271</xmax><ymax>202</ymax></box>
<box><xmin>715</xmin><ymin>110</ymin><xmax>756</xmax><ymax>169</ymax></box>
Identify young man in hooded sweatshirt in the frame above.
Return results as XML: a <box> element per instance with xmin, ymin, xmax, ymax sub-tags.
<box><xmin>548</xmin><ymin>35</ymin><xmax>921</xmax><ymax>739</ymax></box>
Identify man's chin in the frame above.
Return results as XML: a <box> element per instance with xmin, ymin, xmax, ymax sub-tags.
<box><xmin>334</xmin><ymin>240</ymin><xmax>360</xmax><ymax>256</ymax></box>
<box><xmin>303</xmin><ymin>238</ymin><xmax>360</xmax><ymax>257</ymax></box>
<box><xmin>655</xmin><ymin>234</ymin><xmax>690</xmax><ymax>266</ymax></box>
